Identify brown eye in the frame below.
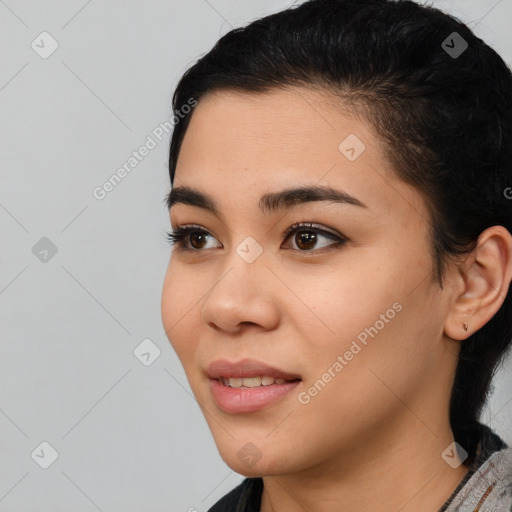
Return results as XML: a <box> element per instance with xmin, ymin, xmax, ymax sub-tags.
<box><xmin>166</xmin><ymin>225</ymin><xmax>221</xmax><ymax>251</ymax></box>
<box><xmin>283</xmin><ymin>223</ymin><xmax>347</xmax><ymax>252</ymax></box>
<box><xmin>294</xmin><ymin>230</ymin><xmax>318</xmax><ymax>250</ymax></box>
<box><xmin>189</xmin><ymin>232</ymin><xmax>209</xmax><ymax>249</ymax></box>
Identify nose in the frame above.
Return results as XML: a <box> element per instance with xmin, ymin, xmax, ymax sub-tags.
<box><xmin>200</xmin><ymin>246</ymin><xmax>281</xmax><ymax>334</ymax></box>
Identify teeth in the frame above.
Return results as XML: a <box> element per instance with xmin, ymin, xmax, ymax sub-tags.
<box><xmin>242</xmin><ymin>377</ymin><xmax>261</xmax><ymax>388</ymax></box>
<box><xmin>261</xmin><ymin>376</ymin><xmax>275</xmax><ymax>386</ymax></box>
<box><xmin>220</xmin><ymin>376</ymin><xmax>292</xmax><ymax>388</ymax></box>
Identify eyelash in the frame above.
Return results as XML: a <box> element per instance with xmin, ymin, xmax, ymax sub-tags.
<box><xmin>165</xmin><ymin>222</ymin><xmax>347</xmax><ymax>253</ymax></box>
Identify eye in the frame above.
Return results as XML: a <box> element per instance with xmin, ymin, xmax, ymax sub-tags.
<box><xmin>165</xmin><ymin>222</ymin><xmax>347</xmax><ymax>252</ymax></box>
<box><xmin>282</xmin><ymin>222</ymin><xmax>347</xmax><ymax>251</ymax></box>
<box><xmin>165</xmin><ymin>225</ymin><xmax>220</xmax><ymax>251</ymax></box>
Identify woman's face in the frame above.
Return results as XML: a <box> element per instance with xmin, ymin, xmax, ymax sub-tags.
<box><xmin>161</xmin><ymin>87</ymin><xmax>460</xmax><ymax>476</ymax></box>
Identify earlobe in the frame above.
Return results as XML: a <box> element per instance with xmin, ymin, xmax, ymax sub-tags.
<box><xmin>444</xmin><ymin>225</ymin><xmax>512</xmax><ymax>341</ymax></box>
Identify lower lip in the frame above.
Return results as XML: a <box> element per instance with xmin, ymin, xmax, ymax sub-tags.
<box><xmin>209</xmin><ymin>378</ymin><xmax>301</xmax><ymax>414</ymax></box>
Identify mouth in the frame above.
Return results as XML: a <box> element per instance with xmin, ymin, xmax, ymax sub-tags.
<box><xmin>218</xmin><ymin>375</ymin><xmax>300</xmax><ymax>388</ymax></box>
<box><xmin>206</xmin><ymin>359</ymin><xmax>302</xmax><ymax>414</ymax></box>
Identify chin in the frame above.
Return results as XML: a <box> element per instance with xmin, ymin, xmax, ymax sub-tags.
<box><xmin>215</xmin><ymin>438</ymin><xmax>295</xmax><ymax>477</ymax></box>
<box><xmin>221</xmin><ymin>453</ymin><xmax>281</xmax><ymax>477</ymax></box>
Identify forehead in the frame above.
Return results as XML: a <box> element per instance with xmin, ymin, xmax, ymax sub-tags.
<box><xmin>172</xmin><ymin>87</ymin><xmax>428</xmax><ymax>225</ymax></box>
<box><xmin>175</xmin><ymin>87</ymin><xmax>376</xmax><ymax>185</ymax></box>
<box><xmin>180</xmin><ymin>87</ymin><xmax>371</xmax><ymax>159</ymax></box>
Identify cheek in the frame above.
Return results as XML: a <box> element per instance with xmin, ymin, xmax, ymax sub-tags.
<box><xmin>291</xmin><ymin>251</ymin><xmax>430</xmax><ymax>396</ymax></box>
<box><xmin>161</xmin><ymin>262</ymin><xmax>201</xmax><ymax>359</ymax></box>
<box><xmin>288</xmin><ymin>257</ymin><xmax>400</xmax><ymax>348</ymax></box>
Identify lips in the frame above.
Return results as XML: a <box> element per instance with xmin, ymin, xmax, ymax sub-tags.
<box><xmin>207</xmin><ymin>359</ymin><xmax>301</xmax><ymax>381</ymax></box>
<box><xmin>206</xmin><ymin>359</ymin><xmax>302</xmax><ymax>414</ymax></box>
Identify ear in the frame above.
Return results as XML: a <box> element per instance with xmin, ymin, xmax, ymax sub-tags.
<box><xmin>444</xmin><ymin>225</ymin><xmax>512</xmax><ymax>341</ymax></box>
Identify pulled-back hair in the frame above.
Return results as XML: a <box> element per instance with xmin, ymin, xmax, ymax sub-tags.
<box><xmin>167</xmin><ymin>0</ymin><xmax>512</xmax><ymax>466</ymax></box>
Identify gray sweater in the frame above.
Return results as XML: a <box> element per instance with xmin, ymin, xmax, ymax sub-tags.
<box><xmin>442</xmin><ymin>427</ymin><xmax>512</xmax><ymax>512</ymax></box>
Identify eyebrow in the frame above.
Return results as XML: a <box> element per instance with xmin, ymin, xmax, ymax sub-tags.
<box><xmin>166</xmin><ymin>184</ymin><xmax>367</xmax><ymax>215</ymax></box>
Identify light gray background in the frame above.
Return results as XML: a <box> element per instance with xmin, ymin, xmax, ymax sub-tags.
<box><xmin>1</xmin><ymin>1</ymin><xmax>511</xmax><ymax>511</ymax></box>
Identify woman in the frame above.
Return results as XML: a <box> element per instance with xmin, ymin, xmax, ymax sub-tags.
<box><xmin>161</xmin><ymin>0</ymin><xmax>512</xmax><ymax>510</ymax></box>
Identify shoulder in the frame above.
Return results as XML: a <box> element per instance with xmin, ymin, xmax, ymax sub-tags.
<box><xmin>476</xmin><ymin>445</ymin><xmax>512</xmax><ymax>511</ymax></box>
<box><xmin>445</xmin><ymin>443</ymin><xmax>512</xmax><ymax>511</ymax></box>
<box><xmin>207</xmin><ymin>478</ymin><xmax>263</xmax><ymax>512</ymax></box>
<box><xmin>492</xmin><ymin>446</ymin><xmax>512</xmax><ymax>507</ymax></box>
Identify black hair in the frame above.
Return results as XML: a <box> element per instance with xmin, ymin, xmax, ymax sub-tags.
<box><xmin>166</xmin><ymin>0</ymin><xmax>512</xmax><ymax>466</ymax></box>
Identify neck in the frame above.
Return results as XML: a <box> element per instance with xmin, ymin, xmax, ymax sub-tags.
<box><xmin>260</xmin><ymin>417</ymin><xmax>470</xmax><ymax>512</ymax></box>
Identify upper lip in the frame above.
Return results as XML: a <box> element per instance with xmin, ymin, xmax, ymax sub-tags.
<box><xmin>207</xmin><ymin>359</ymin><xmax>301</xmax><ymax>380</ymax></box>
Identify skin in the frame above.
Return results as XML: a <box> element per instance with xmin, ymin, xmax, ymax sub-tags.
<box><xmin>161</xmin><ymin>86</ymin><xmax>512</xmax><ymax>512</ymax></box>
